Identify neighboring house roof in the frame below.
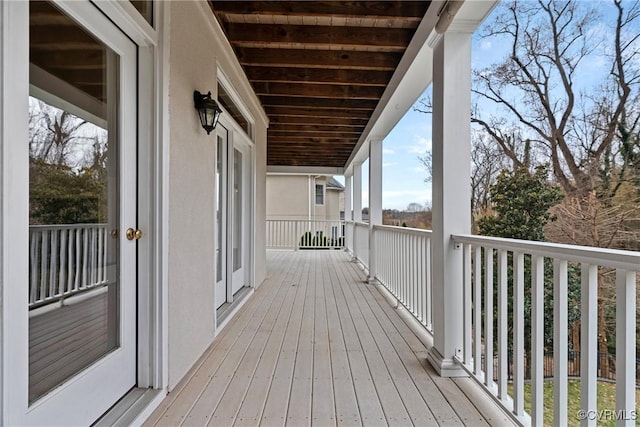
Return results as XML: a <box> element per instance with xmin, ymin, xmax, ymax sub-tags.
<box><xmin>326</xmin><ymin>177</ymin><xmax>345</xmax><ymax>191</ymax></box>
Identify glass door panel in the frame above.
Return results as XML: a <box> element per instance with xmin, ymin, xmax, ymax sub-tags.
<box><xmin>15</xmin><ymin>1</ymin><xmax>137</xmax><ymax>423</ymax></box>
<box><xmin>230</xmin><ymin>144</ymin><xmax>248</xmax><ymax>295</ymax></box>
<box><xmin>215</xmin><ymin>126</ymin><xmax>228</xmax><ymax>309</ymax></box>
<box><xmin>29</xmin><ymin>1</ymin><xmax>122</xmax><ymax>403</ymax></box>
<box><xmin>216</xmin><ymin>124</ymin><xmax>250</xmax><ymax>310</ymax></box>
<box><xmin>232</xmin><ymin>148</ymin><xmax>242</xmax><ymax>273</ymax></box>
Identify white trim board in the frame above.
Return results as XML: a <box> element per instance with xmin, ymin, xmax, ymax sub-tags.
<box><xmin>30</xmin><ymin>64</ymin><xmax>107</xmax><ymax>128</ymax></box>
<box><xmin>267</xmin><ymin>166</ymin><xmax>344</xmax><ymax>175</ymax></box>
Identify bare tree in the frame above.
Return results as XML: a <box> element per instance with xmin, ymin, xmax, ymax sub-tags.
<box><xmin>414</xmin><ymin>125</ymin><xmax>510</xmax><ymax>221</ymax></box>
<box><xmin>473</xmin><ymin>0</ymin><xmax>640</xmax><ymax>198</ymax></box>
<box><xmin>470</xmin><ymin>131</ymin><xmax>512</xmax><ymax>218</ymax></box>
<box><xmin>29</xmin><ymin>98</ymin><xmax>91</xmax><ymax>168</ymax></box>
<box><xmin>469</xmin><ymin>0</ymin><xmax>640</xmax><ymax>370</ymax></box>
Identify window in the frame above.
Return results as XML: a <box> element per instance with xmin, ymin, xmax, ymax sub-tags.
<box><xmin>315</xmin><ymin>184</ymin><xmax>324</xmax><ymax>205</ymax></box>
<box><xmin>218</xmin><ymin>83</ymin><xmax>251</xmax><ymax>136</ymax></box>
<box><xmin>130</xmin><ymin>1</ymin><xmax>153</xmax><ymax>26</ymax></box>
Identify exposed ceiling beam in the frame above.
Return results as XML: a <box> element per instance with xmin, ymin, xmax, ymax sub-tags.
<box><xmin>225</xmin><ymin>23</ymin><xmax>412</xmax><ymax>51</ymax></box>
<box><xmin>267</xmin><ymin>165</ymin><xmax>344</xmax><ymax>175</ymax></box>
<box><xmin>260</xmin><ymin>96</ymin><xmax>376</xmax><ymax>110</ymax></box>
<box><xmin>265</xmin><ymin>106</ymin><xmax>371</xmax><ymax>119</ymax></box>
<box><xmin>268</xmin><ymin>136</ymin><xmax>358</xmax><ymax>143</ymax></box>
<box><xmin>212</xmin><ymin>2</ymin><xmax>427</xmax><ymax>19</ymax></box>
<box><xmin>236</xmin><ymin>47</ymin><xmax>401</xmax><ymax>71</ymax></box>
<box><xmin>269</xmin><ymin>124</ymin><xmax>365</xmax><ymax>133</ymax></box>
<box><xmin>269</xmin><ymin>116</ymin><xmax>368</xmax><ymax>127</ymax></box>
<box><xmin>245</xmin><ymin>66</ymin><xmax>391</xmax><ymax>86</ymax></box>
<box><xmin>252</xmin><ymin>82</ymin><xmax>384</xmax><ymax>100</ymax></box>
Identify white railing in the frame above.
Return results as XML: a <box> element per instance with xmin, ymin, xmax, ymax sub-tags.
<box><xmin>452</xmin><ymin>234</ymin><xmax>640</xmax><ymax>426</ymax></box>
<box><xmin>266</xmin><ymin>219</ymin><xmax>344</xmax><ymax>250</ymax></box>
<box><xmin>345</xmin><ymin>221</ymin><xmax>354</xmax><ymax>253</ymax></box>
<box><xmin>352</xmin><ymin>221</ymin><xmax>369</xmax><ymax>267</ymax></box>
<box><xmin>373</xmin><ymin>225</ymin><xmax>433</xmax><ymax>332</ymax></box>
<box><xmin>29</xmin><ymin>224</ymin><xmax>109</xmax><ymax>308</ymax></box>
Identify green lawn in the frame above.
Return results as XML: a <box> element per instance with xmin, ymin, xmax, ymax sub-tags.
<box><xmin>508</xmin><ymin>380</ymin><xmax>639</xmax><ymax>426</ymax></box>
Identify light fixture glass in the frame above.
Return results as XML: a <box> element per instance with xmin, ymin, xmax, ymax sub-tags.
<box><xmin>194</xmin><ymin>90</ymin><xmax>222</xmax><ymax>134</ymax></box>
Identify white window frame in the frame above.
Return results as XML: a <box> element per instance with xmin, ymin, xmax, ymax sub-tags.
<box><xmin>315</xmin><ymin>183</ymin><xmax>325</xmax><ymax>206</ymax></box>
<box><xmin>217</xmin><ymin>68</ymin><xmax>255</xmax><ymax>141</ymax></box>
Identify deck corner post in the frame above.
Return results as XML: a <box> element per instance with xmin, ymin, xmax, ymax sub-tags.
<box><xmin>426</xmin><ymin>30</ymin><xmax>472</xmax><ymax>378</ymax></box>
<box><xmin>368</xmin><ymin>137</ymin><xmax>383</xmax><ymax>284</ymax></box>
<box><xmin>344</xmin><ymin>171</ymin><xmax>352</xmax><ymax>253</ymax></box>
<box><xmin>352</xmin><ymin>162</ymin><xmax>363</xmax><ymax>262</ymax></box>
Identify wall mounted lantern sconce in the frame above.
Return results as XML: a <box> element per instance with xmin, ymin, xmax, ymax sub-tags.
<box><xmin>194</xmin><ymin>90</ymin><xmax>222</xmax><ymax>134</ymax></box>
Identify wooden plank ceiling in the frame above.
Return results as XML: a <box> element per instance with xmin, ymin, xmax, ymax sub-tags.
<box><xmin>210</xmin><ymin>1</ymin><xmax>432</xmax><ymax>168</ymax></box>
<box><xmin>30</xmin><ymin>1</ymin><xmax>107</xmax><ymax>104</ymax></box>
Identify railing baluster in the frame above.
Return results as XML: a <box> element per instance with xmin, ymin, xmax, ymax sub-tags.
<box><xmin>473</xmin><ymin>245</ymin><xmax>482</xmax><ymax>377</ymax></box>
<box><xmin>30</xmin><ymin>230</ymin><xmax>38</xmax><ymax>305</ymax></box>
<box><xmin>497</xmin><ymin>249</ymin><xmax>508</xmax><ymax>399</ymax></box>
<box><xmin>531</xmin><ymin>254</ymin><xmax>544</xmax><ymax>426</ymax></box>
<box><xmin>513</xmin><ymin>251</ymin><xmax>524</xmax><ymax>417</ymax></box>
<box><xmin>410</xmin><ymin>234</ymin><xmax>415</xmax><ymax>313</ymax></box>
<box><xmin>67</xmin><ymin>228</ymin><xmax>74</xmax><ymax>292</ymax></box>
<box><xmin>59</xmin><ymin>229</ymin><xmax>67</xmax><ymax>296</ymax></box>
<box><xmin>553</xmin><ymin>259</ymin><xmax>568</xmax><ymax>427</ymax></box>
<box><xmin>531</xmin><ymin>255</ymin><xmax>544</xmax><ymax>426</ymax></box>
<box><xmin>82</xmin><ymin>228</ymin><xmax>89</xmax><ymax>288</ymax></box>
<box><xmin>49</xmin><ymin>229</ymin><xmax>58</xmax><ymax>299</ymax></box>
<box><xmin>615</xmin><ymin>269</ymin><xmax>636</xmax><ymax>427</ymax></box>
<box><xmin>425</xmin><ymin>236</ymin><xmax>431</xmax><ymax>330</ymax></box>
<box><xmin>40</xmin><ymin>230</ymin><xmax>48</xmax><ymax>301</ymax></box>
<box><xmin>463</xmin><ymin>243</ymin><xmax>472</xmax><ymax>367</ymax></box>
<box><xmin>401</xmin><ymin>234</ymin><xmax>406</xmax><ymax>303</ymax></box>
<box><xmin>91</xmin><ymin>227</ymin><xmax>97</xmax><ymax>286</ymax></box>
<box><xmin>418</xmin><ymin>235</ymin><xmax>424</xmax><ymax>323</ymax></box>
<box><xmin>484</xmin><ymin>246</ymin><xmax>494</xmax><ymax>389</ymax></box>
<box><xmin>580</xmin><ymin>264</ymin><xmax>597</xmax><ymax>427</ymax></box>
<box><xmin>97</xmin><ymin>227</ymin><xmax>103</xmax><ymax>283</ymax></box>
<box><xmin>74</xmin><ymin>227</ymin><xmax>81</xmax><ymax>291</ymax></box>
<box><xmin>414</xmin><ymin>235</ymin><xmax>420</xmax><ymax>316</ymax></box>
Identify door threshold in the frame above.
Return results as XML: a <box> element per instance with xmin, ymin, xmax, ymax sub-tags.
<box><xmin>92</xmin><ymin>387</ymin><xmax>165</xmax><ymax>427</ymax></box>
<box><xmin>216</xmin><ymin>286</ymin><xmax>253</xmax><ymax>328</ymax></box>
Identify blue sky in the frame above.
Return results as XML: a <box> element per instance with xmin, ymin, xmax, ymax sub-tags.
<box><xmin>337</xmin><ymin>1</ymin><xmax>632</xmax><ymax>211</ymax></box>
<box><xmin>348</xmin><ymin>14</ymin><xmax>504</xmax><ymax>211</ymax></box>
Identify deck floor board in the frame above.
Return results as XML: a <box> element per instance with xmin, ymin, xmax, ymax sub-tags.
<box><xmin>145</xmin><ymin>251</ymin><xmax>515</xmax><ymax>427</ymax></box>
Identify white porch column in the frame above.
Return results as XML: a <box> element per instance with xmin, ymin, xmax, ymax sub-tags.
<box><xmin>368</xmin><ymin>138</ymin><xmax>383</xmax><ymax>281</ymax></box>
<box><xmin>353</xmin><ymin>163</ymin><xmax>363</xmax><ymax>222</ymax></box>
<box><xmin>344</xmin><ymin>172</ymin><xmax>353</xmax><ymax>251</ymax></box>
<box><xmin>426</xmin><ymin>31</ymin><xmax>472</xmax><ymax>377</ymax></box>
<box><xmin>352</xmin><ymin>162</ymin><xmax>363</xmax><ymax>261</ymax></box>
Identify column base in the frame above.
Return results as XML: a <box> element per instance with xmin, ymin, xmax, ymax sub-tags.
<box><xmin>426</xmin><ymin>347</ymin><xmax>468</xmax><ymax>377</ymax></box>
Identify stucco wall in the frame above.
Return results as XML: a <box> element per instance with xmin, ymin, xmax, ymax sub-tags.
<box><xmin>166</xmin><ymin>0</ymin><xmax>268</xmax><ymax>390</ymax></box>
<box><xmin>266</xmin><ymin>175</ymin><xmax>345</xmax><ymax>221</ymax></box>
<box><xmin>266</xmin><ymin>175</ymin><xmax>310</xmax><ymax>220</ymax></box>
<box><xmin>325</xmin><ymin>189</ymin><xmax>341</xmax><ymax>221</ymax></box>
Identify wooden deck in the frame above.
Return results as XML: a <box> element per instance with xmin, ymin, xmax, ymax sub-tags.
<box><xmin>145</xmin><ymin>250</ymin><xmax>515</xmax><ymax>427</ymax></box>
<box><xmin>29</xmin><ymin>290</ymin><xmax>112</xmax><ymax>403</ymax></box>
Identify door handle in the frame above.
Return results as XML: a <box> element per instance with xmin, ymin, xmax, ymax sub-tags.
<box><xmin>125</xmin><ymin>228</ymin><xmax>142</xmax><ymax>241</ymax></box>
